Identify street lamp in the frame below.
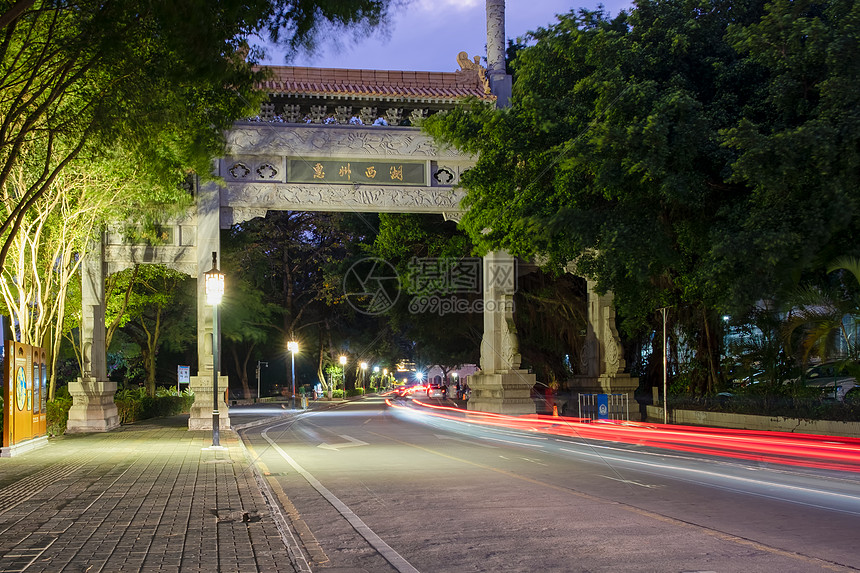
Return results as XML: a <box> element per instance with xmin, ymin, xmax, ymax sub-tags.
<box><xmin>288</xmin><ymin>340</ymin><xmax>299</xmax><ymax>409</ymax></box>
<box><xmin>204</xmin><ymin>252</ymin><xmax>225</xmax><ymax>448</ymax></box>
<box><xmin>339</xmin><ymin>355</ymin><xmax>347</xmax><ymax>394</ymax></box>
<box><xmin>360</xmin><ymin>362</ymin><xmax>368</xmax><ymax>390</ymax></box>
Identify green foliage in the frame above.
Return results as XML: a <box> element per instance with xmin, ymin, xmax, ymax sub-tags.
<box><xmin>46</xmin><ymin>385</ymin><xmax>73</xmax><ymax>436</ymax></box>
<box><xmin>114</xmin><ymin>386</ymin><xmax>194</xmax><ymax>424</ymax></box>
<box><xmin>424</xmin><ymin>0</ymin><xmax>860</xmax><ymax>393</ymax></box>
<box><xmin>106</xmin><ymin>265</ymin><xmax>195</xmax><ymax>397</ymax></box>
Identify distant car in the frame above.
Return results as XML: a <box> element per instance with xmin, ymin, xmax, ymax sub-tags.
<box><xmin>393</xmin><ymin>384</ymin><xmax>412</xmax><ymax>397</ymax></box>
<box><xmin>427</xmin><ymin>382</ymin><xmax>447</xmax><ymax>399</ymax></box>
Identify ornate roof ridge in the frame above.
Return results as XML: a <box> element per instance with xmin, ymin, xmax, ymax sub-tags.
<box><xmin>256</xmin><ymin>64</ymin><xmax>495</xmax><ymax>102</ymax></box>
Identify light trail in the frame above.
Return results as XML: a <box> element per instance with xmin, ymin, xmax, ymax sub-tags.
<box><xmin>390</xmin><ymin>398</ymin><xmax>860</xmax><ymax>472</ymax></box>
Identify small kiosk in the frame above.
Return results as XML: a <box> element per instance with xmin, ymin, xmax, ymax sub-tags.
<box><xmin>2</xmin><ymin>341</ymin><xmax>48</xmax><ymax>457</ymax></box>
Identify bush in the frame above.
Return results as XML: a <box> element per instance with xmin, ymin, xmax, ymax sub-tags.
<box><xmin>115</xmin><ymin>386</ymin><xmax>194</xmax><ymax>424</ymax></box>
<box><xmin>47</xmin><ymin>385</ymin><xmax>74</xmax><ymax>436</ymax></box>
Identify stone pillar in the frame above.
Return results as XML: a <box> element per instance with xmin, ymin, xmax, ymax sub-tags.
<box><xmin>67</xmin><ymin>234</ymin><xmax>119</xmax><ymax>433</ymax></box>
<box><xmin>188</xmin><ymin>178</ymin><xmax>230</xmax><ymax>431</ymax></box>
<box><xmin>486</xmin><ymin>0</ymin><xmax>512</xmax><ymax>106</ymax></box>
<box><xmin>569</xmin><ymin>279</ymin><xmax>639</xmax><ymax>417</ymax></box>
<box><xmin>467</xmin><ymin>251</ymin><xmax>536</xmax><ymax>414</ymax></box>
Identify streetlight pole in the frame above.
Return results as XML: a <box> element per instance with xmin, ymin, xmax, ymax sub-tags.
<box><xmin>360</xmin><ymin>362</ymin><xmax>368</xmax><ymax>391</ymax></box>
<box><xmin>659</xmin><ymin>307</ymin><xmax>669</xmax><ymax>425</ymax></box>
<box><xmin>288</xmin><ymin>341</ymin><xmax>298</xmax><ymax>409</ymax></box>
<box><xmin>339</xmin><ymin>355</ymin><xmax>347</xmax><ymax>395</ymax></box>
<box><xmin>204</xmin><ymin>252</ymin><xmax>225</xmax><ymax>448</ymax></box>
<box><xmin>256</xmin><ymin>361</ymin><xmax>268</xmax><ymax>403</ymax></box>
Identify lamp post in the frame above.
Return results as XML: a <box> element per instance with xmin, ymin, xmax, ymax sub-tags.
<box><xmin>339</xmin><ymin>355</ymin><xmax>347</xmax><ymax>392</ymax></box>
<box><xmin>204</xmin><ymin>252</ymin><xmax>225</xmax><ymax>448</ymax></box>
<box><xmin>360</xmin><ymin>362</ymin><xmax>368</xmax><ymax>390</ymax></box>
<box><xmin>288</xmin><ymin>340</ymin><xmax>298</xmax><ymax>409</ymax></box>
<box><xmin>256</xmin><ymin>360</ymin><xmax>268</xmax><ymax>403</ymax></box>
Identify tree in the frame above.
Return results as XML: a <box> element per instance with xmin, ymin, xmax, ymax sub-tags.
<box><xmin>0</xmin><ymin>0</ymin><xmax>395</xmax><ymax>272</ymax></box>
<box><xmin>0</xmin><ymin>149</ymin><xmax>161</xmax><ymax>399</ymax></box>
<box><xmin>106</xmin><ymin>265</ymin><xmax>195</xmax><ymax>397</ymax></box>
<box><xmin>424</xmin><ymin>0</ymin><xmax>860</xmax><ymax>394</ymax></box>
<box><xmin>220</xmin><ymin>272</ymin><xmax>280</xmax><ymax>400</ymax></box>
<box><xmin>222</xmin><ymin>210</ymin><xmax>374</xmax><ymax>397</ymax></box>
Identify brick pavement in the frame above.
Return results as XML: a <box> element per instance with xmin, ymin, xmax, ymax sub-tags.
<box><xmin>0</xmin><ymin>414</ymin><xmax>309</xmax><ymax>573</ymax></box>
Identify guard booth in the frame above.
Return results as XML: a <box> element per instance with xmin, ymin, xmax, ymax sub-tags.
<box><xmin>578</xmin><ymin>393</ymin><xmax>629</xmax><ymax>422</ymax></box>
<box><xmin>2</xmin><ymin>341</ymin><xmax>48</xmax><ymax>457</ymax></box>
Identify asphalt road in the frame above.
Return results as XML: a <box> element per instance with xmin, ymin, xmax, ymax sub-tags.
<box><xmin>238</xmin><ymin>396</ymin><xmax>860</xmax><ymax>573</ymax></box>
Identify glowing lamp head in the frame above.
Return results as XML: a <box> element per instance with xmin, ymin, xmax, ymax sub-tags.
<box><xmin>360</xmin><ymin>362</ymin><xmax>368</xmax><ymax>370</ymax></box>
<box><xmin>339</xmin><ymin>355</ymin><xmax>347</xmax><ymax>366</ymax></box>
<box><xmin>204</xmin><ymin>252</ymin><xmax>225</xmax><ymax>305</ymax></box>
<box><xmin>287</xmin><ymin>341</ymin><xmax>298</xmax><ymax>354</ymax></box>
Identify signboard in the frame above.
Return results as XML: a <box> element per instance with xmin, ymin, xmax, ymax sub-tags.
<box><xmin>288</xmin><ymin>159</ymin><xmax>426</xmax><ymax>186</ymax></box>
<box><xmin>177</xmin><ymin>365</ymin><xmax>190</xmax><ymax>393</ymax></box>
<box><xmin>3</xmin><ymin>341</ymin><xmax>47</xmax><ymax>454</ymax></box>
<box><xmin>596</xmin><ymin>393</ymin><xmax>609</xmax><ymax>420</ymax></box>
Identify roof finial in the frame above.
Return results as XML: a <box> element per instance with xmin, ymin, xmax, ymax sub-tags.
<box><xmin>457</xmin><ymin>51</ymin><xmax>490</xmax><ymax>95</ymax></box>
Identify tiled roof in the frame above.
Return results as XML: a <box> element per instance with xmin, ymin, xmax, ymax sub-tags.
<box><xmin>257</xmin><ymin>66</ymin><xmax>495</xmax><ymax>102</ymax></box>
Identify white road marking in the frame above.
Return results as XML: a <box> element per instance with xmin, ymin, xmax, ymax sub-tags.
<box><xmin>481</xmin><ymin>435</ymin><xmax>545</xmax><ymax>448</ymax></box>
<box><xmin>598</xmin><ymin>475</ymin><xmax>659</xmax><ymax>488</ymax></box>
<box><xmin>559</xmin><ymin>447</ymin><xmax>860</xmax><ymax>514</ymax></box>
<box><xmin>433</xmin><ymin>434</ymin><xmax>499</xmax><ymax>448</ymax></box>
<box><xmin>318</xmin><ymin>434</ymin><xmax>369</xmax><ymax>451</ymax></box>
<box><xmin>261</xmin><ymin>424</ymin><xmax>420</xmax><ymax>573</ymax></box>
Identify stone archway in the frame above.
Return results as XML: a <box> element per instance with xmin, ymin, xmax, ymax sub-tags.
<box><xmin>69</xmin><ymin>1</ymin><xmax>637</xmax><ymax>431</ymax></box>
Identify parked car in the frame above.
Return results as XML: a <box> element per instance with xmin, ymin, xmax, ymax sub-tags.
<box><xmin>801</xmin><ymin>362</ymin><xmax>857</xmax><ymax>401</ymax></box>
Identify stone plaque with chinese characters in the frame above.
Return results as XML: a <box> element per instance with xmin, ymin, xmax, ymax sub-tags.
<box><xmin>288</xmin><ymin>159</ymin><xmax>426</xmax><ymax>186</ymax></box>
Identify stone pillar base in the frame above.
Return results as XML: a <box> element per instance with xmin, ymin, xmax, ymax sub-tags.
<box><xmin>569</xmin><ymin>373</ymin><xmax>639</xmax><ymax>395</ymax></box>
<box><xmin>66</xmin><ymin>377</ymin><xmax>119</xmax><ymax>433</ymax></box>
<box><xmin>188</xmin><ymin>375</ymin><xmax>231</xmax><ymax>431</ymax></box>
<box><xmin>467</xmin><ymin>370</ymin><xmax>536</xmax><ymax>415</ymax></box>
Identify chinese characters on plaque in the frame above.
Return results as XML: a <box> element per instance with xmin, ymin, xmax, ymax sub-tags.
<box><xmin>289</xmin><ymin>159</ymin><xmax>425</xmax><ymax>186</ymax></box>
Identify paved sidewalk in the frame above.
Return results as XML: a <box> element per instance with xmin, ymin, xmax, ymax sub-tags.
<box><xmin>0</xmin><ymin>413</ymin><xmax>308</xmax><ymax>573</ymax></box>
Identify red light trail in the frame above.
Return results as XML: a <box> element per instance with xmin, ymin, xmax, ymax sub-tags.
<box><xmin>386</xmin><ymin>398</ymin><xmax>860</xmax><ymax>472</ymax></box>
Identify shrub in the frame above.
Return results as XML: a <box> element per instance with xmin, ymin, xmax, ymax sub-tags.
<box><xmin>47</xmin><ymin>385</ymin><xmax>73</xmax><ymax>436</ymax></box>
<box><xmin>115</xmin><ymin>386</ymin><xmax>194</xmax><ymax>424</ymax></box>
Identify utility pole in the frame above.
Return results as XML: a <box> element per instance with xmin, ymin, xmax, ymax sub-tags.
<box><xmin>659</xmin><ymin>307</ymin><xmax>669</xmax><ymax>425</ymax></box>
<box><xmin>256</xmin><ymin>361</ymin><xmax>268</xmax><ymax>403</ymax></box>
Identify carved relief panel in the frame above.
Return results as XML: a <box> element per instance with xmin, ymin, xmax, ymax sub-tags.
<box><xmin>220</xmin><ymin>156</ymin><xmax>286</xmax><ymax>183</ymax></box>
